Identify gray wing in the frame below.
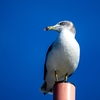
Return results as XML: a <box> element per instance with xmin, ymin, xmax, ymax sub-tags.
<box><xmin>44</xmin><ymin>42</ymin><xmax>54</xmax><ymax>80</ymax></box>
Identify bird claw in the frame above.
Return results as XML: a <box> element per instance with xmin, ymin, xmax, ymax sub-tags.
<box><xmin>55</xmin><ymin>71</ymin><xmax>58</xmax><ymax>82</ymax></box>
<box><xmin>55</xmin><ymin>71</ymin><xmax>68</xmax><ymax>82</ymax></box>
<box><xmin>64</xmin><ymin>74</ymin><xmax>68</xmax><ymax>81</ymax></box>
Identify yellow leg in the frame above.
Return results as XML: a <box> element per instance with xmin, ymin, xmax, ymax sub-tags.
<box><xmin>55</xmin><ymin>71</ymin><xmax>58</xmax><ymax>82</ymax></box>
<box><xmin>64</xmin><ymin>74</ymin><xmax>68</xmax><ymax>81</ymax></box>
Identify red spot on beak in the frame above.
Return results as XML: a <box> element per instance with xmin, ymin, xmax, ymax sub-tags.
<box><xmin>44</xmin><ymin>27</ymin><xmax>49</xmax><ymax>31</ymax></box>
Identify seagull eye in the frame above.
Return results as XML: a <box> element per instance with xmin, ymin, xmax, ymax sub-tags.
<box><xmin>59</xmin><ymin>22</ymin><xmax>65</xmax><ymax>26</ymax></box>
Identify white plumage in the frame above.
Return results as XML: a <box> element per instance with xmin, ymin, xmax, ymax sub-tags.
<box><xmin>40</xmin><ymin>21</ymin><xmax>80</xmax><ymax>94</ymax></box>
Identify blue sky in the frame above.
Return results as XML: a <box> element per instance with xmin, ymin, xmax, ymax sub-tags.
<box><xmin>1</xmin><ymin>0</ymin><xmax>100</xmax><ymax>100</ymax></box>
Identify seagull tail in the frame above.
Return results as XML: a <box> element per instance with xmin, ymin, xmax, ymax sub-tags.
<box><xmin>40</xmin><ymin>81</ymin><xmax>53</xmax><ymax>95</ymax></box>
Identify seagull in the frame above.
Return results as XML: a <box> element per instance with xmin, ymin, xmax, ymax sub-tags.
<box><xmin>40</xmin><ymin>20</ymin><xmax>80</xmax><ymax>94</ymax></box>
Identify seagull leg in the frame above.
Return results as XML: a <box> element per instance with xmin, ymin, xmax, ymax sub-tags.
<box><xmin>55</xmin><ymin>71</ymin><xmax>58</xmax><ymax>82</ymax></box>
<box><xmin>64</xmin><ymin>74</ymin><xmax>68</xmax><ymax>81</ymax></box>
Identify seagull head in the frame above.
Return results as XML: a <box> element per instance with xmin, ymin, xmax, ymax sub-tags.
<box><xmin>44</xmin><ymin>21</ymin><xmax>76</xmax><ymax>34</ymax></box>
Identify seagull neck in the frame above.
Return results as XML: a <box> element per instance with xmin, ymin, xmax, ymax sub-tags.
<box><xmin>60</xmin><ymin>29</ymin><xmax>75</xmax><ymax>38</ymax></box>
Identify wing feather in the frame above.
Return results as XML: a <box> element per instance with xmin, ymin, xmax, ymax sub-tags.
<box><xmin>43</xmin><ymin>42</ymin><xmax>54</xmax><ymax>80</ymax></box>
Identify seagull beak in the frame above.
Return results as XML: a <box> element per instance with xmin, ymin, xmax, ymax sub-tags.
<box><xmin>44</xmin><ymin>26</ymin><xmax>56</xmax><ymax>31</ymax></box>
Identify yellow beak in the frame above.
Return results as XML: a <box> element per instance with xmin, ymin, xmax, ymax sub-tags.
<box><xmin>44</xmin><ymin>26</ymin><xmax>56</xmax><ymax>31</ymax></box>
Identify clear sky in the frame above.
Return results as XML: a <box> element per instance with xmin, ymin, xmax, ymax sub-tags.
<box><xmin>1</xmin><ymin>0</ymin><xmax>100</xmax><ymax>100</ymax></box>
